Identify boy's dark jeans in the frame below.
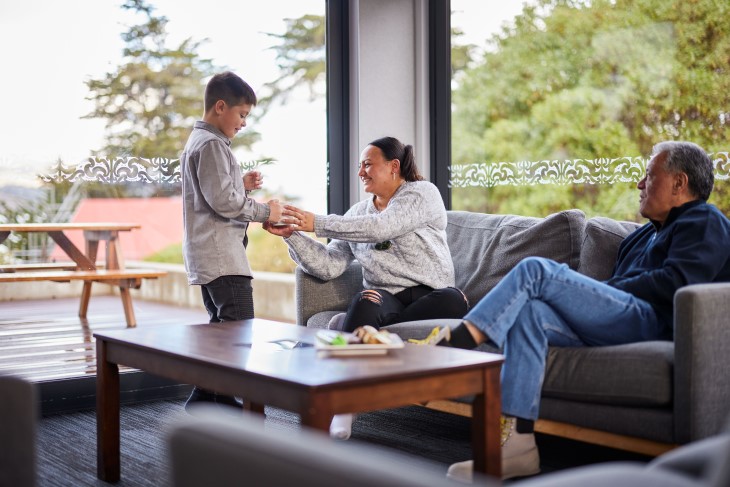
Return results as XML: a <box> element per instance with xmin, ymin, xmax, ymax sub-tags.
<box><xmin>201</xmin><ymin>275</ymin><xmax>254</xmax><ymax>322</ymax></box>
<box><xmin>187</xmin><ymin>275</ymin><xmax>254</xmax><ymax>411</ymax></box>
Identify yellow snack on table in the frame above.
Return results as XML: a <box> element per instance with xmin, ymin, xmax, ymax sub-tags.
<box><xmin>407</xmin><ymin>326</ymin><xmax>442</xmax><ymax>345</ymax></box>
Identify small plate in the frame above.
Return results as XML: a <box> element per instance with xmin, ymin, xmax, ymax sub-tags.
<box><xmin>315</xmin><ymin>330</ymin><xmax>404</xmax><ymax>356</ymax></box>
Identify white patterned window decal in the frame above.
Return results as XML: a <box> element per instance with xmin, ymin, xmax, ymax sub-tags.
<box><xmin>38</xmin><ymin>157</ymin><xmax>273</xmax><ymax>184</ymax></box>
<box><xmin>39</xmin><ymin>157</ymin><xmax>180</xmax><ymax>184</ymax></box>
<box><xmin>36</xmin><ymin>153</ymin><xmax>730</xmax><ymax>187</ymax></box>
<box><xmin>449</xmin><ymin>152</ymin><xmax>729</xmax><ymax>188</ymax></box>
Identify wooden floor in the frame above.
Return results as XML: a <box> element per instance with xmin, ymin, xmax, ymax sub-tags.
<box><xmin>0</xmin><ymin>296</ymin><xmax>210</xmax><ymax>383</ymax></box>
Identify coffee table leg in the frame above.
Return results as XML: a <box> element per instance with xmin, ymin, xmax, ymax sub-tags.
<box><xmin>300</xmin><ymin>395</ymin><xmax>333</xmax><ymax>432</ymax></box>
<box><xmin>472</xmin><ymin>367</ymin><xmax>502</xmax><ymax>478</ymax></box>
<box><xmin>96</xmin><ymin>340</ymin><xmax>120</xmax><ymax>482</ymax></box>
<box><xmin>243</xmin><ymin>400</ymin><xmax>265</xmax><ymax>415</ymax></box>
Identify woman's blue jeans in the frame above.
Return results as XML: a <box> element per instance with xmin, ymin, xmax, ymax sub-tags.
<box><xmin>464</xmin><ymin>256</ymin><xmax>664</xmax><ymax>420</ymax></box>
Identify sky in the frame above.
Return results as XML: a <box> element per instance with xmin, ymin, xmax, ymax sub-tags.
<box><xmin>0</xmin><ymin>0</ymin><xmax>526</xmax><ymax>214</ymax></box>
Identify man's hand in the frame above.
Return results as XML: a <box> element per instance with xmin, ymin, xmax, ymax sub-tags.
<box><xmin>243</xmin><ymin>170</ymin><xmax>263</xmax><ymax>191</ymax></box>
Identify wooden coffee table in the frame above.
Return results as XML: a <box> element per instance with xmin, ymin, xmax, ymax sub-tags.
<box><xmin>95</xmin><ymin>319</ymin><xmax>504</xmax><ymax>482</ymax></box>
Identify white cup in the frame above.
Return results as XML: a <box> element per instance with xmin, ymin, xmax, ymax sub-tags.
<box><xmin>271</xmin><ymin>203</ymin><xmax>295</xmax><ymax>227</ymax></box>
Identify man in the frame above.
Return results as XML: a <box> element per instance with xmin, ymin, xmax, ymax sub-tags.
<box><xmin>436</xmin><ymin>141</ymin><xmax>730</xmax><ymax>481</ymax></box>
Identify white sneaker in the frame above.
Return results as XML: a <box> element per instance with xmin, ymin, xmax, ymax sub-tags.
<box><xmin>446</xmin><ymin>416</ymin><xmax>540</xmax><ymax>482</ymax></box>
<box><xmin>329</xmin><ymin>413</ymin><xmax>354</xmax><ymax>440</ymax></box>
<box><xmin>446</xmin><ymin>460</ymin><xmax>473</xmax><ymax>483</ymax></box>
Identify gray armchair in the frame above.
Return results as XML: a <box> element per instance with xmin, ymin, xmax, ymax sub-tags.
<box><xmin>0</xmin><ymin>375</ymin><xmax>37</xmax><ymax>487</ymax></box>
<box><xmin>167</xmin><ymin>409</ymin><xmax>730</xmax><ymax>487</ymax></box>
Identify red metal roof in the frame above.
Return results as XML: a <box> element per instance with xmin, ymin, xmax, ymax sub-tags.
<box><xmin>50</xmin><ymin>197</ymin><xmax>183</xmax><ymax>262</ymax></box>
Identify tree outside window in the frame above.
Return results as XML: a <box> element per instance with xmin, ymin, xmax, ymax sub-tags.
<box><xmin>451</xmin><ymin>0</ymin><xmax>729</xmax><ymax>220</ymax></box>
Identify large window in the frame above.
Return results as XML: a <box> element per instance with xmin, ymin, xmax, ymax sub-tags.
<box><xmin>0</xmin><ymin>0</ymin><xmax>326</xmax><ymax>271</ymax></box>
<box><xmin>450</xmin><ymin>0</ymin><xmax>729</xmax><ymax>220</ymax></box>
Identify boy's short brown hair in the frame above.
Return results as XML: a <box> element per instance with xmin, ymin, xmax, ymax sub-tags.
<box><xmin>204</xmin><ymin>71</ymin><xmax>257</xmax><ymax>112</ymax></box>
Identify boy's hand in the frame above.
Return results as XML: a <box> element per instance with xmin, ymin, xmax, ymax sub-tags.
<box><xmin>243</xmin><ymin>170</ymin><xmax>263</xmax><ymax>191</ymax></box>
<box><xmin>263</xmin><ymin>203</ymin><xmax>302</xmax><ymax>237</ymax></box>
<box><xmin>267</xmin><ymin>199</ymin><xmax>283</xmax><ymax>223</ymax></box>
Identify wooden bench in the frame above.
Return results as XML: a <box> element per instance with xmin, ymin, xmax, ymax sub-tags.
<box><xmin>0</xmin><ymin>269</ymin><xmax>167</xmax><ymax>328</ymax></box>
<box><xmin>0</xmin><ymin>263</ymin><xmax>80</xmax><ymax>273</ymax></box>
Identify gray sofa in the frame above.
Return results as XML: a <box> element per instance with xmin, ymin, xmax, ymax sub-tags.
<box><xmin>295</xmin><ymin>210</ymin><xmax>730</xmax><ymax>453</ymax></box>
<box><xmin>168</xmin><ymin>408</ymin><xmax>730</xmax><ymax>487</ymax></box>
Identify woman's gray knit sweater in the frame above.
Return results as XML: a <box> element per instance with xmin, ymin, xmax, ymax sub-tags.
<box><xmin>284</xmin><ymin>180</ymin><xmax>455</xmax><ymax>295</ymax></box>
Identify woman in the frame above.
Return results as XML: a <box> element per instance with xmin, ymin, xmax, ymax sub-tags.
<box><xmin>265</xmin><ymin>136</ymin><xmax>469</xmax><ymax>439</ymax></box>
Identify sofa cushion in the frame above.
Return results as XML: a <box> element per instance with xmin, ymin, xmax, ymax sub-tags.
<box><xmin>391</xmin><ymin>321</ymin><xmax>673</xmax><ymax>408</ymax></box>
<box><xmin>446</xmin><ymin>210</ymin><xmax>585</xmax><ymax>306</ymax></box>
<box><xmin>298</xmin><ymin>263</ymin><xmax>364</xmax><ymax>326</ymax></box>
<box><xmin>577</xmin><ymin>217</ymin><xmax>641</xmax><ymax>281</ymax></box>
<box><xmin>542</xmin><ymin>341</ymin><xmax>674</xmax><ymax>407</ymax></box>
<box><xmin>384</xmin><ymin>319</ymin><xmax>463</xmax><ymax>339</ymax></box>
<box><xmin>539</xmin><ymin>398</ymin><xmax>676</xmax><ymax>443</ymax></box>
<box><xmin>307</xmin><ymin>311</ymin><xmax>343</xmax><ymax>329</ymax></box>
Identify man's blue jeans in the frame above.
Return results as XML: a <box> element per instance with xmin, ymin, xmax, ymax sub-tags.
<box><xmin>464</xmin><ymin>257</ymin><xmax>664</xmax><ymax>420</ymax></box>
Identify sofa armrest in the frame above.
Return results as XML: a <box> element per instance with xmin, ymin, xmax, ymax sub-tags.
<box><xmin>673</xmin><ymin>282</ymin><xmax>730</xmax><ymax>443</ymax></box>
<box><xmin>295</xmin><ymin>262</ymin><xmax>363</xmax><ymax>326</ymax></box>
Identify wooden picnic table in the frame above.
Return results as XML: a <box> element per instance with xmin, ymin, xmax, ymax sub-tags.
<box><xmin>0</xmin><ymin>223</ymin><xmax>166</xmax><ymax>327</ymax></box>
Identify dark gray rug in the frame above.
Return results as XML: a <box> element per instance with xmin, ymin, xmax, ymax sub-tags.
<box><xmin>37</xmin><ymin>400</ymin><xmax>473</xmax><ymax>486</ymax></box>
<box><xmin>38</xmin><ymin>399</ymin><xmax>650</xmax><ymax>486</ymax></box>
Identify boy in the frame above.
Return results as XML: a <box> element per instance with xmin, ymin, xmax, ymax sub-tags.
<box><xmin>180</xmin><ymin>71</ymin><xmax>283</xmax><ymax>410</ymax></box>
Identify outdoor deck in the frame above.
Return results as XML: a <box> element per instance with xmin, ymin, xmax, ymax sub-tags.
<box><xmin>0</xmin><ymin>296</ymin><xmax>210</xmax><ymax>383</ymax></box>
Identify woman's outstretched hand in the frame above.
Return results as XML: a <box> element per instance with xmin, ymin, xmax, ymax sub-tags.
<box><xmin>285</xmin><ymin>204</ymin><xmax>315</xmax><ymax>232</ymax></box>
<box><xmin>262</xmin><ymin>204</ymin><xmax>315</xmax><ymax>236</ymax></box>
<box><xmin>263</xmin><ymin>220</ymin><xmax>296</xmax><ymax>237</ymax></box>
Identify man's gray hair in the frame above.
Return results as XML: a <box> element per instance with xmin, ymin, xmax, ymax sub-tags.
<box><xmin>652</xmin><ymin>141</ymin><xmax>714</xmax><ymax>201</ymax></box>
